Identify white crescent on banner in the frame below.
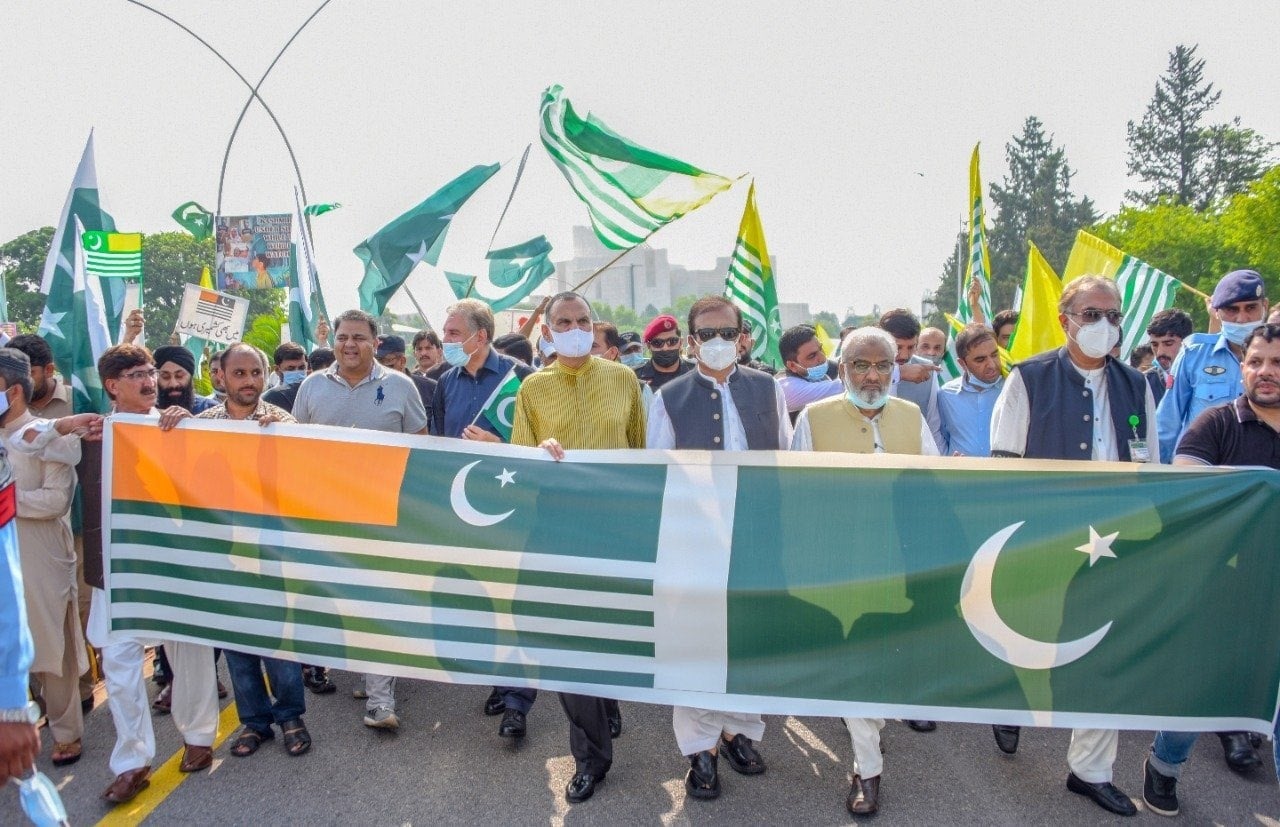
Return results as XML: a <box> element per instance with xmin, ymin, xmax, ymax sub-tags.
<box><xmin>450</xmin><ymin>460</ymin><xmax>515</xmax><ymax>527</ymax></box>
<box><xmin>84</xmin><ymin>233</ymin><xmax>103</xmax><ymax>251</ymax></box>
<box><xmin>959</xmin><ymin>521</ymin><xmax>1112</xmax><ymax>670</ymax></box>
<box><xmin>495</xmin><ymin>397</ymin><xmax>516</xmax><ymax>430</ymax></box>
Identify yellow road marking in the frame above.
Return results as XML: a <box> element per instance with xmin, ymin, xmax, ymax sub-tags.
<box><xmin>94</xmin><ymin>702</ymin><xmax>239</xmax><ymax>827</ymax></box>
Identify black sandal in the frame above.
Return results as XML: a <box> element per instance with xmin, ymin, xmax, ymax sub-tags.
<box><xmin>230</xmin><ymin>727</ymin><xmax>272</xmax><ymax>757</ymax></box>
<box><xmin>281</xmin><ymin>718</ymin><xmax>311</xmax><ymax>756</ymax></box>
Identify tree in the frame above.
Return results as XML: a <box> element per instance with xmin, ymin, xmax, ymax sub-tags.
<box><xmin>0</xmin><ymin>227</ymin><xmax>56</xmax><ymax>331</ymax></box>
<box><xmin>811</xmin><ymin>310</ymin><xmax>841</xmax><ymax>332</ymax></box>
<box><xmin>1126</xmin><ymin>44</ymin><xmax>1274</xmax><ymax>210</ymax></box>
<box><xmin>987</xmin><ymin>117</ymin><xmax>1098</xmax><ymax>304</ymax></box>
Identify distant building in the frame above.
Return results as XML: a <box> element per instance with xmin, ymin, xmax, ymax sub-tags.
<box><xmin>543</xmin><ymin>226</ymin><xmax>780</xmax><ymax>315</ymax></box>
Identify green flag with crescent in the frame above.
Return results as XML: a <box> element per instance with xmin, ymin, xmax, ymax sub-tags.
<box><xmin>172</xmin><ymin>201</ymin><xmax>213</xmax><ymax>241</ymax></box>
<box><xmin>478</xmin><ymin>369</ymin><xmax>522</xmax><ymax>441</ymax></box>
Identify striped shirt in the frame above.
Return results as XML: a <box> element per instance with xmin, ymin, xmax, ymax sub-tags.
<box><xmin>511</xmin><ymin>357</ymin><xmax>646</xmax><ymax>450</ymax></box>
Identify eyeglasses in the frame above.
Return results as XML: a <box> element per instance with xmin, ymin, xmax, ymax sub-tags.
<box><xmin>693</xmin><ymin>327</ymin><xmax>742</xmax><ymax>343</ymax></box>
<box><xmin>848</xmin><ymin>360</ymin><xmax>895</xmax><ymax>375</ymax></box>
<box><xmin>1068</xmin><ymin>309</ymin><xmax>1124</xmax><ymax>326</ymax></box>
<box><xmin>120</xmin><ymin>369</ymin><xmax>158</xmax><ymax>381</ymax></box>
<box><xmin>649</xmin><ymin>336</ymin><xmax>682</xmax><ymax>349</ymax></box>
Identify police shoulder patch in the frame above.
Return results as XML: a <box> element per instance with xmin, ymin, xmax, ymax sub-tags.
<box><xmin>1203</xmin><ymin>365</ymin><xmax>1227</xmax><ymax>376</ymax></box>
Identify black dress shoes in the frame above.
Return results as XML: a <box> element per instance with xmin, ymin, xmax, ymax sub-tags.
<box><xmin>720</xmin><ymin>733</ymin><xmax>766</xmax><ymax>775</ymax></box>
<box><xmin>685</xmin><ymin>750</ymin><xmax>720</xmax><ymax>799</ymax></box>
<box><xmin>565</xmin><ymin>771</ymin><xmax>605</xmax><ymax>803</ymax></box>
<box><xmin>498</xmin><ymin>709</ymin><xmax>526</xmax><ymax>739</ymax></box>
<box><xmin>484</xmin><ymin>688</ymin><xmax>505</xmax><ymax>716</ymax></box>
<box><xmin>992</xmin><ymin>724</ymin><xmax>1020</xmax><ymax>754</ymax></box>
<box><xmin>846</xmin><ymin>774</ymin><xmax>879</xmax><ymax>815</ymax></box>
<box><xmin>606</xmin><ymin>701</ymin><xmax>622</xmax><ymax>738</ymax></box>
<box><xmin>906</xmin><ymin>720</ymin><xmax>936</xmax><ymax>732</ymax></box>
<box><xmin>1219</xmin><ymin>731</ymin><xmax>1261</xmax><ymax>772</ymax></box>
<box><xmin>1066</xmin><ymin>773</ymin><xmax>1137</xmax><ymax>816</ymax></box>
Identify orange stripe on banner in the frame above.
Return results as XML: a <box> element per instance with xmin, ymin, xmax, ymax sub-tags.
<box><xmin>112</xmin><ymin>422</ymin><xmax>408</xmax><ymax>525</ymax></box>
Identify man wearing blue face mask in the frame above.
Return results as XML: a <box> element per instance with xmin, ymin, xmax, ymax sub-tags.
<box><xmin>776</xmin><ymin>324</ymin><xmax>843</xmax><ymax>422</ymax></box>
<box><xmin>938</xmin><ymin>323</ymin><xmax>1004</xmax><ymax>456</ymax></box>
<box><xmin>1156</xmin><ymin>269</ymin><xmax>1269</xmax><ymax>464</ymax></box>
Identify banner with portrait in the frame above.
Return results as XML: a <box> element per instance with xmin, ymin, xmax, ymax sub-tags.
<box><xmin>215</xmin><ymin>213</ymin><xmax>292</xmax><ymax>290</ymax></box>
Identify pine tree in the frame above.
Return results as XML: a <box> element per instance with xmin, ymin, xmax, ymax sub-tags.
<box><xmin>1126</xmin><ymin>44</ymin><xmax>1273</xmax><ymax>209</ymax></box>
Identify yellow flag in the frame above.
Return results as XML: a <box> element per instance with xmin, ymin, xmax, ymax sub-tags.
<box><xmin>814</xmin><ymin>322</ymin><xmax>835</xmax><ymax>357</ymax></box>
<box><xmin>199</xmin><ymin>265</ymin><xmax>214</xmax><ymax>290</ymax></box>
<box><xmin>1062</xmin><ymin>230</ymin><xmax>1125</xmax><ymax>283</ymax></box>
<box><xmin>1009</xmin><ymin>242</ymin><xmax>1067</xmax><ymax>361</ymax></box>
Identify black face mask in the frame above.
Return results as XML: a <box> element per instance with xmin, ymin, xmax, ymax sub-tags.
<box><xmin>651</xmin><ymin>349</ymin><xmax>681</xmax><ymax>368</ymax></box>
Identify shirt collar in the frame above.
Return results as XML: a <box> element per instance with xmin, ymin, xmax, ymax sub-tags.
<box><xmin>551</xmin><ymin>356</ymin><xmax>597</xmax><ymax>377</ymax></box>
<box><xmin>695</xmin><ymin>363</ymin><xmax>736</xmax><ymax>387</ymax></box>
<box><xmin>325</xmin><ymin>360</ymin><xmax>385</xmax><ymax>387</ymax></box>
<box><xmin>1234</xmin><ymin>395</ymin><xmax>1258</xmax><ymax>423</ymax></box>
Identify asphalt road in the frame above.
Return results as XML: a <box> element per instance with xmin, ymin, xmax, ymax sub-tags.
<box><xmin>4</xmin><ymin>663</ymin><xmax>1279</xmax><ymax>825</ymax></box>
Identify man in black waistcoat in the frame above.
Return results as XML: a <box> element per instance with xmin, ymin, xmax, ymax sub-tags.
<box><xmin>989</xmin><ymin>276</ymin><xmax>1158</xmax><ymax>818</ymax></box>
<box><xmin>646</xmin><ymin>295</ymin><xmax>790</xmax><ymax>801</ymax></box>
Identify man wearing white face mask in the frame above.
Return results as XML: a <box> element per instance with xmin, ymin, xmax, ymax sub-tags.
<box><xmin>989</xmin><ymin>275</ymin><xmax>1157</xmax><ymax>818</ymax></box>
<box><xmin>1156</xmin><ymin>269</ymin><xmax>1269</xmax><ymax>464</ymax></box>
<box><xmin>788</xmin><ymin>326</ymin><xmax>936</xmax><ymax>817</ymax></box>
<box><xmin>510</xmin><ymin>290</ymin><xmax>646</xmax><ymax>805</ymax></box>
<box><xmin>645</xmin><ymin>296</ymin><xmax>790</xmax><ymax>802</ymax></box>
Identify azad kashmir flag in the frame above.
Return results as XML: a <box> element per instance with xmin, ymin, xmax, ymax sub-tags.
<box><xmin>540</xmin><ymin>84</ymin><xmax>733</xmax><ymax>250</ymax></box>
<box><xmin>289</xmin><ymin>188</ymin><xmax>331</xmax><ymax>350</ymax></box>
<box><xmin>82</xmin><ymin>231</ymin><xmax>143</xmax><ymax>279</ymax></box>
<box><xmin>1008</xmin><ymin>242</ymin><xmax>1067</xmax><ymax>362</ymax></box>
<box><xmin>724</xmin><ymin>181</ymin><xmax>782</xmax><ymax>369</ymax></box>
<box><xmin>354</xmin><ymin>165</ymin><xmax>500</xmax><ymax>316</ymax></box>
<box><xmin>1063</xmin><ymin>231</ymin><xmax>1182</xmax><ymax>360</ymax></box>
<box><xmin>958</xmin><ymin>143</ymin><xmax>994</xmax><ymax>325</ymax></box>
<box><xmin>104</xmin><ymin>419</ymin><xmax>1280</xmax><ymax>734</ymax></box>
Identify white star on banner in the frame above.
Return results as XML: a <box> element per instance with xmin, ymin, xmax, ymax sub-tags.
<box><xmin>495</xmin><ymin>468</ymin><xmax>516</xmax><ymax>488</ymax></box>
<box><xmin>1075</xmin><ymin>526</ymin><xmax>1119</xmax><ymax>566</ymax></box>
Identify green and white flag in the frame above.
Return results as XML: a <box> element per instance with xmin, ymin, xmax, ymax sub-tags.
<box><xmin>106</xmin><ymin>420</ymin><xmax>1280</xmax><ymax>734</ymax></box>
<box><xmin>82</xmin><ymin>231</ymin><xmax>143</xmax><ymax>279</ymax></box>
<box><xmin>171</xmin><ymin>201</ymin><xmax>213</xmax><ymax>241</ymax></box>
<box><xmin>65</xmin><ymin>219</ymin><xmax>114</xmax><ymax>413</ymax></box>
<box><xmin>1115</xmin><ymin>255</ymin><xmax>1181</xmax><ymax>361</ymax></box>
<box><xmin>39</xmin><ymin>132</ymin><xmax>119</xmax><ymax>411</ymax></box>
<box><xmin>303</xmin><ymin>202</ymin><xmax>342</xmax><ymax>217</ymax></box>
<box><xmin>289</xmin><ymin>188</ymin><xmax>330</xmax><ymax>350</ymax></box>
<box><xmin>476</xmin><ymin>369</ymin><xmax>522</xmax><ymax>440</ymax></box>
<box><xmin>540</xmin><ymin>85</ymin><xmax>733</xmax><ymax>250</ymax></box>
<box><xmin>445</xmin><ymin>237</ymin><xmax>555</xmax><ymax>313</ymax></box>
<box><xmin>354</xmin><ymin>164</ymin><xmax>500</xmax><ymax>316</ymax></box>
<box><xmin>724</xmin><ymin>181</ymin><xmax>781</xmax><ymax>368</ymax></box>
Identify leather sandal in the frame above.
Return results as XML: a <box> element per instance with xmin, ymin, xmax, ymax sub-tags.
<box><xmin>179</xmin><ymin>743</ymin><xmax>213</xmax><ymax>772</ymax></box>
<box><xmin>230</xmin><ymin>727</ymin><xmax>272</xmax><ymax>757</ymax></box>
<box><xmin>281</xmin><ymin>718</ymin><xmax>311</xmax><ymax>756</ymax></box>
<box><xmin>52</xmin><ymin>739</ymin><xmax>82</xmax><ymax>767</ymax></box>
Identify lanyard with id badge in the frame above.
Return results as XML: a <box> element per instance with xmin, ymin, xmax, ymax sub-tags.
<box><xmin>1127</xmin><ymin>414</ymin><xmax>1151</xmax><ymax>463</ymax></box>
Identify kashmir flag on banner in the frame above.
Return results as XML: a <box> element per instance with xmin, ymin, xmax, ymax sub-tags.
<box><xmin>724</xmin><ymin>181</ymin><xmax>782</xmax><ymax>368</ymax></box>
<box><xmin>82</xmin><ymin>231</ymin><xmax>143</xmax><ymax>279</ymax></box>
<box><xmin>1115</xmin><ymin>256</ymin><xmax>1181</xmax><ymax>361</ymax></box>
<box><xmin>105</xmin><ymin>418</ymin><xmax>1280</xmax><ymax>733</ymax></box>
<box><xmin>39</xmin><ymin>132</ymin><xmax>119</xmax><ymax>380</ymax></box>
<box><xmin>290</xmin><ymin>188</ymin><xmax>331</xmax><ymax>350</ymax></box>
<box><xmin>1009</xmin><ymin>242</ymin><xmax>1067</xmax><ymax>362</ymax></box>
<box><xmin>171</xmin><ymin>201</ymin><xmax>213</xmax><ymax>241</ymax></box>
<box><xmin>1063</xmin><ymin>229</ymin><xmax>1124</xmax><ymax>283</ymax></box>
<box><xmin>477</xmin><ymin>369</ymin><xmax>522</xmax><ymax>440</ymax></box>
<box><xmin>353</xmin><ymin>164</ymin><xmax>501</xmax><ymax>316</ymax></box>
<box><xmin>540</xmin><ymin>84</ymin><xmax>733</xmax><ymax>250</ymax></box>
<box><xmin>958</xmin><ymin>144</ymin><xmax>994</xmax><ymax>324</ymax></box>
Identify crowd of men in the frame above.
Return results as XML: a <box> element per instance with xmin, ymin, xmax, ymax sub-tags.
<box><xmin>1</xmin><ymin>268</ymin><xmax>1279</xmax><ymax>819</ymax></box>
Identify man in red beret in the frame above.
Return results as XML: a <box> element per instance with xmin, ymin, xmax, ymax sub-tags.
<box><xmin>634</xmin><ymin>314</ymin><xmax>694</xmax><ymax>391</ymax></box>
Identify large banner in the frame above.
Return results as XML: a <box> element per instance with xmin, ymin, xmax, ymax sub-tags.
<box><xmin>103</xmin><ymin>417</ymin><xmax>1280</xmax><ymax>734</ymax></box>
<box><xmin>215</xmin><ymin>213</ymin><xmax>291</xmax><ymax>290</ymax></box>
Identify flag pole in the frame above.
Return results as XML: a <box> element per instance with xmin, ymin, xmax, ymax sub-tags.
<box><xmin>401</xmin><ymin>285</ymin><xmax>433</xmax><ymax>331</ymax></box>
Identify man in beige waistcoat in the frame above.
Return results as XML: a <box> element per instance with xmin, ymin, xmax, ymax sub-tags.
<box><xmin>789</xmin><ymin>327</ymin><xmax>938</xmax><ymax>816</ymax></box>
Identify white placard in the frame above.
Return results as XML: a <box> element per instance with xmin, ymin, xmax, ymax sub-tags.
<box><xmin>174</xmin><ymin>283</ymin><xmax>249</xmax><ymax>346</ymax></box>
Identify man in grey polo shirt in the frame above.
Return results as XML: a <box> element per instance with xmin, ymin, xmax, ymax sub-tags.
<box><xmin>292</xmin><ymin>309</ymin><xmax>427</xmax><ymax>730</ymax></box>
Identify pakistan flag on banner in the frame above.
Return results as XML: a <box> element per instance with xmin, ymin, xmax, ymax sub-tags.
<box><xmin>726</xmin><ymin>463</ymin><xmax>1280</xmax><ymax>726</ymax></box>
<box><xmin>39</xmin><ymin>132</ymin><xmax>118</xmax><ymax>413</ymax></box>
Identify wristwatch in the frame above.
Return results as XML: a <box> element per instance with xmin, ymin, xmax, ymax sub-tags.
<box><xmin>0</xmin><ymin>700</ymin><xmax>40</xmax><ymax>724</ymax></box>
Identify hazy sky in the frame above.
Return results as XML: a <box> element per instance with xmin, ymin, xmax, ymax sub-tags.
<box><xmin>3</xmin><ymin>1</ymin><xmax>1278</xmax><ymax>323</ymax></box>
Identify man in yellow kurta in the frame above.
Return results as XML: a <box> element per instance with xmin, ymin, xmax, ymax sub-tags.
<box><xmin>0</xmin><ymin>348</ymin><xmax>86</xmax><ymax>766</ymax></box>
<box><xmin>511</xmin><ymin>291</ymin><xmax>646</xmax><ymax>805</ymax></box>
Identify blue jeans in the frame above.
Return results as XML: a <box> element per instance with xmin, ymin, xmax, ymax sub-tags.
<box><xmin>500</xmin><ymin>686</ymin><xmax>537</xmax><ymax>714</ymax></box>
<box><xmin>1150</xmin><ymin>731</ymin><xmax>1199</xmax><ymax>780</ymax></box>
<box><xmin>225</xmin><ymin>651</ymin><xmax>305</xmax><ymax>735</ymax></box>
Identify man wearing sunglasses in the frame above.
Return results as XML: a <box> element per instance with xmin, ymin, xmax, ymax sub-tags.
<box><xmin>989</xmin><ymin>275</ymin><xmax>1158</xmax><ymax>818</ymax></box>
<box><xmin>646</xmin><ymin>296</ymin><xmax>790</xmax><ymax>802</ymax></box>
<box><xmin>1156</xmin><ymin>269</ymin><xmax>1269</xmax><ymax>465</ymax></box>
<box><xmin>635</xmin><ymin>315</ymin><xmax>694</xmax><ymax>391</ymax></box>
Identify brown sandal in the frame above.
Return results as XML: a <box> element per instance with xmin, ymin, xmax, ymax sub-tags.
<box><xmin>52</xmin><ymin>739</ymin><xmax>82</xmax><ymax>767</ymax></box>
